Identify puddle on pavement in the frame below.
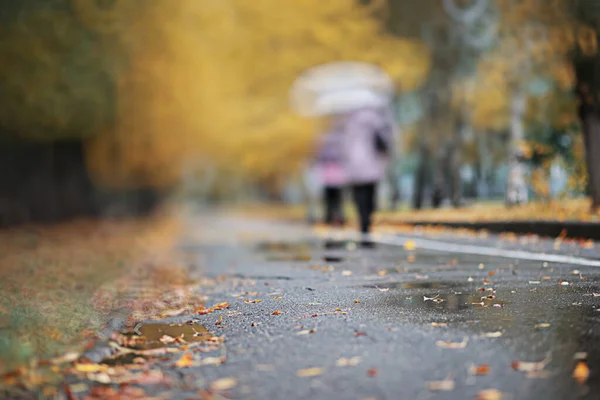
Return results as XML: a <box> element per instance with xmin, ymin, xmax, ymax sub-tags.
<box><xmin>122</xmin><ymin>323</ymin><xmax>210</xmax><ymax>350</ymax></box>
<box><xmin>365</xmin><ymin>281</ymin><xmax>456</xmax><ymax>290</ymax></box>
<box><xmin>324</xmin><ymin>240</ymin><xmax>353</xmax><ymax>250</ymax></box>
<box><xmin>256</xmin><ymin>241</ymin><xmax>314</xmax><ymax>262</ymax></box>
<box><xmin>365</xmin><ymin>281</ymin><xmax>506</xmax><ymax>311</ymax></box>
<box><xmin>255</xmin><ymin>241</ymin><xmax>314</xmax><ymax>253</ymax></box>
<box><xmin>265</xmin><ymin>253</ymin><xmax>312</xmax><ymax>262</ymax></box>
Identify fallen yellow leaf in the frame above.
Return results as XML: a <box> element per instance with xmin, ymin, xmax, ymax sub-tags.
<box><xmin>476</xmin><ymin>389</ymin><xmax>503</xmax><ymax>400</ymax></box>
<box><xmin>74</xmin><ymin>363</ymin><xmax>106</xmax><ymax>373</ymax></box>
<box><xmin>210</xmin><ymin>377</ymin><xmax>237</xmax><ymax>391</ymax></box>
<box><xmin>335</xmin><ymin>357</ymin><xmax>361</xmax><ymax>367</ymax></box>
<box><xmin>174</xmin><ymin>353</ymin><xmax>194</xmax><ymax>368</ymax></box>
<box><xmin>404</xmin><ymin>240</ymin><xmax>416</xmax><ymax>251</ymax></box>
<box><xmin>296</xmin><ymin>367</ymin><xmax>324</xmax><ymax>377</ymax></box>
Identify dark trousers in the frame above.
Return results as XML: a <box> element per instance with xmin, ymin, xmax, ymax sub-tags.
<box><xmin>323</xmin><ymin>186</ymin><xmax>344</xmax><ymax>225</ymax></box>
<box><xmin>352</xmin><ymin>182</ymin><xmax>377</xmax><ymax>234</ymax></box>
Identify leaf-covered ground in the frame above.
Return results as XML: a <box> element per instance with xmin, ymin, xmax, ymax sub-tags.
<box><xmin>0</xmin><ymin>212</ymin><xmax>189</xmax><ymax>378</ymax></box>
<box><xmin>239</xmin><ymin>198</ymin><xmax>599</xmax><ymax>223</ymax></box>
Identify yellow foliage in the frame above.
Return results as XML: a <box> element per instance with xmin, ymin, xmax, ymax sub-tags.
<box><xmin>82</xmin><ymin>0</ymin><xmax>430</xmax><ymax>189</ymax></box>
<box><xmin>464</xmin><ymin>0</ymin><xmax>595</xmax><ymax>132</ymax></box>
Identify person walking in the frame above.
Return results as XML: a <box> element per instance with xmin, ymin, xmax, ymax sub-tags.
<box><xmin>315</xmin><ymin>116</ymin><xmax>347</xmax><ymax>226</ymax></box>
<box><xmin>341</xmin><ymin>106</ymin><xmax>395</xmax><ymax>245</ymax></box>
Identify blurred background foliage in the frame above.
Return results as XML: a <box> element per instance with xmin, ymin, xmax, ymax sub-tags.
<box><xmin>1</xmin><ymin>0</ymin><xmax>600</xmax><ymax>224</ymax></box>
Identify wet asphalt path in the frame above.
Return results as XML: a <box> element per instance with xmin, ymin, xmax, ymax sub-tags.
<box><xmin>161</xmin><ymin>215</ymin><xmax>600</xmax><ymax>400</ymax></box>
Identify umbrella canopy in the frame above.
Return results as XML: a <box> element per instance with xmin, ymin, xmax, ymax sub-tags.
<box><xmin>290</xmin><ymin>61</ymin><xmax>395</xmax><ymax>117</ymax></box>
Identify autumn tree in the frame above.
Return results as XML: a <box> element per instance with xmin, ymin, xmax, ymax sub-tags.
<box><xmin>0</xmin><ymin>0</ymin><xmax>431</xmax><ymax>224</ymax></box>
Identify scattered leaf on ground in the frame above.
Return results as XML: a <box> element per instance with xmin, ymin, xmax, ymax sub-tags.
<box><xmin>296</xmin><ymin>367</ymin><xmax>324</xmax><ymax>377</ymax></box>
<box><xmin>367</xmin><ymin>368</ymin><xmax>378</xmax><ymax>377</ymax></box>
<box><xmin>159</xmin><ymin>335</ymin><xmax>176</xmax><ymax>344</ymax></box>
<box><xmin>354</xmin><ymin>300</ymin><xmax>360</xmax><ymax>303</ymax></box>
<box><xmin>573</xmin><ymin>361</ymin><xmax>590</xmax><ymax>384</ymax></box>
<box><xmin>436</xmin><ymin>337</ymin><xmax>468</xmax><ymax>349</ymax></box>
<box><xmin>342</xmin><ymin>270</ymin><xmax>353</xmax><ymax>276</ymax></box>
<box><xmin>404</xmin><ymin>240</ymin><xmax>416</xmax><ymax>251</ymax></box>
<box><xmin>336</xmin><ymin>357</ymin><xmax>361</xmax><ymax>367</ymax></box>
<box><xmin>470</xmin><ymin>364</ymin><xmax>491</xmax><ymax>375</ymax></box>
<box><xmin>427</xmin><ymin>378</ymin><xmax>455</xmax><ymax>391</ymax></box>
<box><xmin>272</xmin><ymin>310</ymin><xmax>283</xmax><ymax>315</ymax></box>
<box><xmin>431</xmin><ymin>322</ymin><xmax>448</xmax><ymax>327</ymax></box>
<box><xmin>483</xmin><ymin>331</ymin><xmax>503</xmax><ymax>338</ymax></box>
<box><xmin>476</xmin><ymin>389</ymin><xmax>503</xmax><ymax>400</ymax></box>
<box><xmin>297</xmin><ymin>328</ymin><xmax>317</xmax><ymax>335</ymax></box>
<box><xmin>74</xmin><ymin>363</ymin><xmax>106</xmax><ymax>373</ymax></box>
<box><xmin>535</xmin><ymin>323</ymin><xmax>551</xmax><ymax>329</ymax></box>
<box><xmin>174</xmin><ymin>353</ymin><xmax>194</xmax><ymax>368</ymax></box>
<box><xmin>244</xmin><ymin>299</ymin><xmax>261</xmax><ymax>304</ymax></box>
<box><xmin>210</xmin><ymin>377</ymin><xmax>237</xmax><ymax>391</ymax></box>
<box><xmin>512</xmin><ymin>356</ymin><xmax>551</xmax><ymax>372</ymax></box>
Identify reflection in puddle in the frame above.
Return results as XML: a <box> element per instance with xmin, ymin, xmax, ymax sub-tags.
<box><xmin>265</xmin><ymin>254</ymin><xmax>312</xmax><ymax>262</ymax></box>
<box><xmin>323</xmin><ymin>255</ymin><xmax>345</xmax><ymax>263</ymax></box>
<box><xmin>256</xmin><ymin>241</ymin><xmax>314</xmax><ymax>262</ymax></box>
<box><xmin>123</xmin><ymin>323</ymin><xmax>210</xmax><ymax>350</ymax></box>
<box><xmin>255</xmin><ymin>241</ymin><xmax>314</xmax><ymax>253</ymax></box>
<box><xmin>365</xmin><ymin>281</ymin><xmax>505</xmax><ymax>311</ymax></box>
<box><xmin>366</xmin><ymin>281</ymin><xmax>456</xmax><ymax>290</ymax></box>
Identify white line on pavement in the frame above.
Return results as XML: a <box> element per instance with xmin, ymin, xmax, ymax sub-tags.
<box><xmin>321</xmin><ymin>230</ymin><xmax>600</xmax><ymax>268</ymax></box>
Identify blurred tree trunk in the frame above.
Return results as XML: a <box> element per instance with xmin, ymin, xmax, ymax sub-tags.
<box><xmin>505</xmin><ymin>91</ymin><xmax>529</xmax><ymax>206</ymax></box>
<box><xmin>0</xmin><ymin>137</ymin><xmax>162</xmax><ymax>227</ymax></box>
<box><xmin>447</xmin><ymin>113</ymin><xmax>466</xmax><ymax>208</ymax></box>
<box><xmin>575</xmin><ymin>56</ymin><xmax>600</xmax><ymax>209</ymax></box>
<box><xmin>412</xmin><ymin>141</ymin><xmax>429</xmax><ymax>210</ymax></box>
<box><xmin>580</xmin><ymin>113</ymin><xmax>600</xmax><ymax>208</ymax></box>
<box><xmin>431</xmin><ymin>147</ymin><xmax>445</xmax><ymax>209</ymax></box>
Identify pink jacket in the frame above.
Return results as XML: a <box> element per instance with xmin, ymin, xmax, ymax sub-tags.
<box><xmin>341</xmin><ymin>108</ymin><xmax>393</xmax><ymax>184</ymax></box>
<box><xmin>315</xmin><ymin>119</ymin><xmax>347</xmax><ymax>187</ymax></box>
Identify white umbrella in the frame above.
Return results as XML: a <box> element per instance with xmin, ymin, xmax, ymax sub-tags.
<box><xmin>290</xmin><ymin>61</ymin><xmax>395</xmax><ymax>117</ymax></box>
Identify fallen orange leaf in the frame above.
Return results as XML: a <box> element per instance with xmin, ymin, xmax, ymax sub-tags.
<box><xmin>272</xmin><ymin>310</ymin><xmax>283</xmax><ymax>315</ymax></box>
<box><xmin>174</xmin><ymin>353</ymin><xmax>194</xmax><ymax>368</ymax></box>
<box><xmin>573</xmin><ymin>361</ymin><xmax>590</xmax><ymax>384</ymax></box>
<box><xmin>470</xmin><ymin>364</ymin><xmax>491</xmax><ymax>375</ymax></box>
